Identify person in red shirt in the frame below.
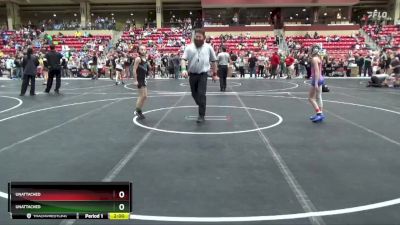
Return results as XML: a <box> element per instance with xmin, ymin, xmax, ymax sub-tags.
<box><xmin>269</xmin><ymin>52</ymin><xmax>280</xmax><ymax>79</ymax></box>
<box><xmin>285</xmin><ymin>54</ymin><xmax>295</xmax><ymax>79</ymax></box>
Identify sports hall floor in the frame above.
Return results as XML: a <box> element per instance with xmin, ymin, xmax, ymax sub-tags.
<box><xmin>0</xmin><ymin>77</ymin><xmax>399</xmax><ymax>225</ymax></box>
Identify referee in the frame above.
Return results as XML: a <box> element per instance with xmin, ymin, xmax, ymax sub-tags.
<box><xmin>44</xmin><ymin>45</ymin><xmax>63</xmax><ymax>94</ymax></box>
<box><xmin>217</xmin><ymin>46</ymin><xmax>230</xmax><ymax>91</ymax></box>
<box><xmin>181</xmin><ymin>29</ymin><xmax>218</xmax><ymax>123</ymax></box>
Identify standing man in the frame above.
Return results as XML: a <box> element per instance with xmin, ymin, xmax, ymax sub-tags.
<box><xmin>248</xmin><ymin>53</ymin><xmax>257</xmax><ymax>78</ymax></box>
<box><xmin>217</xmin><ymin>46</ymin><xmax>230</xmax><ymax>91</ymax></box>
<box><xmin>364</xmin><ymin>54</ymin><xmax>373</xmax><ymax>77</ymax></box>
<box><xmin>237</xmin><ymin>54</ymin><xmax>245</xmax><ymax>78</ymax></box>
<box><xmin>285</xmin><ymin>54</ymin><xmax>295</xmax><ymax>79</ymax></box>
<box><xmin>257</xmin><ymin>53</ymin><xmax>266</xmax><ymax>78</ymax></box>
<box><xmin>279</xmin><ymin>52</ymin><xmax>286</xmax><ymax>77</ymax></box>
<box><xmin>14</xmin><ymin>53</ymin><xmax>23</xmax><ymax>79</ymax></box>
<box><xmin>44</xmin><ymin>45</ymin><xmax>63</xmax><ymax>94</ymax></box>
<box><xmin>91</xmin><ymin>52</ymin><xmax>98</xmax><ymax>79</ymax></box>
<box><xmin>172</xmin><ymin>53</ymin><xmax>181</xmax><ymax>79</ymax></box>
<box><xmin>20</xmin><ymin>48</ymin><xmax>39</xmax><ymax>96</ymax></box>
<box><xmin>270</xmin><ymin>52</ymin><xmax>280</xmax><ymax>79</ymax></box>
<box><xmin>181</xmin><ymin>29</ymin><xmax>218</xmax><ymax>123</ymax></box>
<box><xmin>389</xmin><ymin>55</ymin><xmax>400</xmax><ymax>86</ymax></box>
<box><xmin>355</xmin><ymin>54</ymin><xmax>364</xmax><ymax>77</ymax></box>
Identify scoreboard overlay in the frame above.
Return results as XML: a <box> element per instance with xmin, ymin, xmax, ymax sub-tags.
<box><xmin>8</xmin><ymin>182</ymin><xmax>132</xmax><ymax>220</ymax></box>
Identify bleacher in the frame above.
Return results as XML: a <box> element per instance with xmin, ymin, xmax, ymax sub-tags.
<box><xmin>209</xmin><ymin>36</ymin><xmax>279</xmax><ymax>55</ymax></box>
<box><xmin>121</xmin><ymin>28</ymin><xmax>191</xmax><ymax>54</ymax></box>
<box><xmin>0</xmin><ymin>31</ymin><xmax>25</xmax><ymax>55</ymax></box>
<box><xmin>52</xmin><ymin>35</ymin><xmax>112</xmax><ymax>51</ymax></box>
<box><xmin>363</xmin><ymin>25</ymin><xmax>400</xmax><ymax>49</ymax></box>
<box><xmin>287</xmin><ymin>35</ymin><xmax>368</xmax><ymax>59</ymax></box>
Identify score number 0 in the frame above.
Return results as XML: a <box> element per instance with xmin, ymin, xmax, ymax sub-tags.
<box><xmin>118</xmin><ymin>191</ymin><xmax>125</xmax><ymax>211</ymax></box>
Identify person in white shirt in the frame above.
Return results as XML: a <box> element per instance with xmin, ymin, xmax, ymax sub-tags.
<box><xmin>181</xmin><ymin>29</ymin><xmax>218</xmax><ymax>123</ymax></box>
<box><xmin>115</xmin><ymin>57</ymin><xmax>125</xmax><ymax>85</ymax></box>
<box><xmin>5</xmin><ymin>57</ymin><xmax>15</xmax><ymax>79</ymax></box>
<box><xmin>217</xmin><ymin>46</ymin><xmax>231</xmax><ymax>91</ymax></box>
<box><xmin>68</xmin><ymin>56</ymin><xmax>79</xmax><ymax>77</ymax></box>
<box><xmin>235</xmin><ymin>54</ymin><xmax>245</xmax><ymax>78</ymax></box>
<box><xmin>257</xmin><ymin>54</ymin><xmax>266</xmax><ymax>77</ymax></box>
<box><xmin>99</xmin><ymin>44</ymin><xmax>104</xmax><ymax>54</ymax></box>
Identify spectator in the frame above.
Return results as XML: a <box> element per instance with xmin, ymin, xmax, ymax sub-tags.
<box><xmin>364</xmin><ymin>54</ymin><xmax>373</xmax><ymax>77</ymax></box>
<box><xmin>5</xmin><ymin>55</ymin><xmax>14</xmax><ymax>79</ymax></box>
<box><xmin>270</xmin><ymin>52</ymin><xmax>280</xmax><ymax>79</ymax></box>
<box><xmin>248</xmin><ymin>53</ymin><xmax>257</xmax><ymax>78</ymax></box>
<box><xmin>20</xmin><ymin>48</ymin><xmax>39</xmax><ymax>96</ymax></box>
<box><xmin>234</xmin><ymin>54</ymin><xmax>244</xmax><ymax>78</ymax></box>
<box><xmin>257</xmin><ymin>53</ymin><xmax>266</xmax><ymax>78</ymax></box>
<box><xmin>14</xmin><ymin>53</ymin><xmax>23</xmax><ymax>79</ymax></box>
<box><xmin>389</xmin><ymin>55</ymin><xmax>400</xmax><ymax>82</ymax></box>
<box><xmin>172</xmin><ymin>53</ymin><xmax>181</xmax><ymax>79</ymax></box>
<box><xmin>61</xmin><ymin>57</ymin><xmax>68</xmax><ymax>77</ymax></box>
<box><xmin>355</xmin><ymin>54</ymin><xmax>364</xmax><ymax>77</ymax></box>
<box><xmin>285</xmin><ymin>54</ymin><xmax>295</xmax><ymax>79</ymax></box>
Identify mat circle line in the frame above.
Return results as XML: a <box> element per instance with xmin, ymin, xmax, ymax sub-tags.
<box><xmin>0</xmin><ymin>96</ymin><xmax>23</xmax><ymax>114</ymax></box>
<box><xmin>0</xmin><ymin>95</ymin><xmax>399</xmax><ymax>221</ymax></box>
<box><xmin>124</xmin><ymin>81</ymin><xmax>299</xmax><ymax>94</ymax></box>
<box><xmin>133</xmin><ymin>105</ymin><xmax>283</xmax><ymax>135</ymax></box>
<box><xmin>179</xmin><ymin>82</ymin><xmax>242</xmax><ymax>87</ymax></box>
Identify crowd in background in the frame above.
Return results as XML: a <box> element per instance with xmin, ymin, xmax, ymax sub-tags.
<box><xmin>1</xmin><ymin>23</ymin><xmax>400</xmax><ymax>88</ymax></box>
<box><xmin>364</xmin><ymin>24</ymin><xmax>400</xmax><ymax>50</ymax></box>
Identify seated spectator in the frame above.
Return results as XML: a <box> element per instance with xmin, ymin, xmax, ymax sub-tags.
<box><xmin>147</xmin><ymin>40</ymin><xmax>154</xmax><ymax>47</ymax></box>
<box><xmin>314</xmin><ymin>32</ymin><xmax>319</xmax><ymax>39</ymax></box>
<box><xmin>287</xmin><ymin>39</ymin><xmax>294</xmax><ymax>48</ymax></box>
<box><xmin>295</xmin><ymin>42</ymin><xmax>301</xmax><ymax>50</ymax></box>
<box><xmin>157</xmin><ymin>36</ymin><xmax>163</xmax><ymax>44</ymax></box>
<box><xmin>180</xmin><ymin>36</ymin><xmax>186</xmax><ymax>45</ymax></box>
<box><xmin>167</xmin><ymin>39</ymin><xmax>173</xmax><ymax>47</ymax></box>
<box><xmin>304</xmin><ymin>32</ymin><xmax>311</xmax><ymax>39</ymax></box>
<box><xmin>262</xmin><ymin>43</ymin><xmax>268</xmax><ymax>51</ymax></box>
<box><xmin>333</xmin><ymin>35</ymin><xmax>340</xmax><ymax>42</ymax></box>
<box><xmin>75</xmin><ymin>30</ymin><xmax>82</xmax><ymax>38</ymax></box>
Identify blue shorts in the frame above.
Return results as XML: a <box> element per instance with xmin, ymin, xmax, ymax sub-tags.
<box><xmin>311</xmin><ymin>79</ymin><xmax>325</xmax><ymax>87</ymax></box>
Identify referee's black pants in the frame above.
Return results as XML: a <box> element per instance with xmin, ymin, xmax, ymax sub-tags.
<box><xmin>45</xmin><ymin>69</ymin><xmax>61</xmax><ymax>92</ymax></box>
<box><xmin>218</xmin><ymin>65</ymin><xmax>228</xmax><ymax>91</ymax></box>
<box><xmin>189</xmin><ymin>73</ymin><xmax>208</xmax><ymax>117</ymax></box>
<box><xmin>20</xmin><ymin>74</ymin><xmax>35</xmax><ymax>95</ymax></box>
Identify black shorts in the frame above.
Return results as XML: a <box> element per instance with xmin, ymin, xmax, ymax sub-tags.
<box><xmin>137</xmin><ymin>76</ymin><xmax>147</xmax><ymax>89</ymax></box>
